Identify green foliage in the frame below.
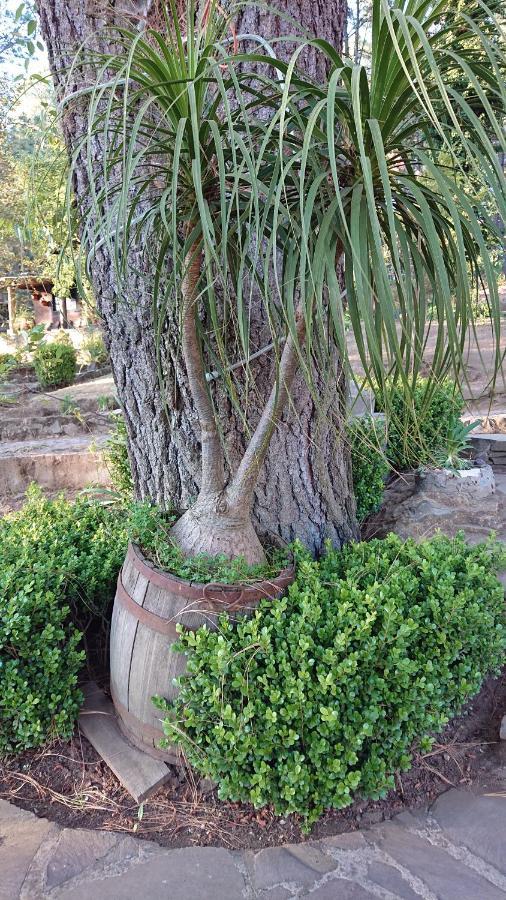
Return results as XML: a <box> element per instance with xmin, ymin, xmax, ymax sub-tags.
<box><xmin>13</xmin><ymin>302</ymin><xmax>35</xmax><ymax>331</ymax></box>
<box><xmin>127</xmin><ymin>500</ymin><xmax>290</xmax><ymax>585</ymax></box>
<box><xmin>378</xmin><ymin>379</ymin><xmax>465</xmax><ymax>470</ymax></box>
<box><xmin>102</xmin><ymin>413</ymin><xmax>134</xmax><ymax>500</ymax></box>
<box><xmin>59</xmin><ymin>394</ymin><xmax>83</xmax><ymax>421</ymax></box>
<box><xmin>81</xmin><ymin>332</ymin><xmax>108</xmax><ymax>366</ymax></box>
<box><xmin>0</xmin><ymin>353</ymin><xmax>16</xmax><ymax>404</ymax></box>
<box><xmin>33</xmin><ymin>339</ymin><xmax>77</xmax><ymax>388</ymax></box>
<box><xmin>0</xmin><ymin>2</ymin><xmax>40</xmax><ymax>67</ymax></box>
<box><xmin>160</xmin><ymin>534</ymin><xmax>506</xmax><ymax>828</ymax></box>
<box><xmin>74</xmin><ymin>0</ymin><xmax>505</xmax><ymax>440</ymax></box>
<box><xmin>348</xmin><ymin>417</ymin><xmax>389</xmax><ymax>521</ymax></box>
<box><xmin>434</xmin><ymin>419</ymin><xmax>481</xmax><ymax>471</ymax></box>
<box><xmin>0</xmin><ymin>485</ymin><xmax>128</xmax><ymax>755</ymax></box>
<box><xmin>0</xmin><ymin>353</ymin><xmax>16</xmax><ymax>377</ymax></box>
<box><xmin>23</xmin><ymin>323</ymin><xmax>45</xmax><ymax>355</ymax></box>
<box><xmin>97</xmin><ymin>394</ymin><xmax>117</xmax><ymax>411</ymax></box>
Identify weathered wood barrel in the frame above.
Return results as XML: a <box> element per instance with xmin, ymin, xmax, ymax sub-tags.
<box><xmin>110</xmin><ymin>542</ymin><xmax>295</xmax><ymax>762</ymax></box>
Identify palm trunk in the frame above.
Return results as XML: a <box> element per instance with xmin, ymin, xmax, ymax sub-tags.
<box><xmin>168</xmin><ymin>237</ymin><xmax>267</xmax><ymax>564</ymax></box>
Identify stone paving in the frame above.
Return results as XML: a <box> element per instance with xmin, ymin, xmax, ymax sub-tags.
<box><xmin>2</xmin><ymin>783</ymin><xmax>506</xmax><ymax>899</ymax></box>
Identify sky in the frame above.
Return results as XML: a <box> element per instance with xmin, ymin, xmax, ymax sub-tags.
<box><xmin>1</xmin><ymin>0</ymin><xmax>48</xmax><ymax>79</ymax></box>
<box><xmin>1</xmin><ymin>1</ymin><xmax>50</xmax><ymax>120</ymax></box>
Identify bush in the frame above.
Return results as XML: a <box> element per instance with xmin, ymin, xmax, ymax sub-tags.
<box><xmin>377</xmin><ymin>378</ymin><xmax>464</xmax><ymax>470</ymax></box>
<box><xmin>34</xmin><ymin>340</ymin><xmax>77</xmax><ymax>388</ymax></box>
<box><xmin>103</xmin><ymin>413</ymin><xmax>134</xmax><ymax>500</ymax></box>
<box><xmin>0</xmin><ymin>353</ymin><xmax>16</xmax><ymax>369</ymax></box>
<box><xmin>0</xmin><ymin>486</ymin><xmax>128</xmax><ymax>755</ymax></box>
<box><xmin>81</xmin><ymin>332</ymin><xmax>108</xmax><ymax>366</ymax></box>
<box><xmin>348</xmin><ymin>417</ymin><xmax>389</xmax><ymax>521</ymax></box>
<box><xmin>160</xmin><ymin>533</ymin><xmax>506</xmax><ymax>828</ymax></box>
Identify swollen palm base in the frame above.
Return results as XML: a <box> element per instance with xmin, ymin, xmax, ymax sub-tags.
<box><xmin>170</xmin><ymin>492</ymin><xmax>266</xmax><ymax>564</ymax></box>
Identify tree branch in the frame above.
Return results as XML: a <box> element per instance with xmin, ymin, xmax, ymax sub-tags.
<box><xmin>229</xmin><ymin>312</ymin><xmax>306</xmax><ymax>507</ymax></box>
<box><xmin>181</xmin><ymin>239</ymin><xmax>225</xmax><ymax>496</ymax></box>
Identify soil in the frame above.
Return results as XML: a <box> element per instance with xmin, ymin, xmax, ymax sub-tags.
<box><xmin>1</xmin><ymin>670</ymin><xmax>505</xmax><ymax>851</ymax></box>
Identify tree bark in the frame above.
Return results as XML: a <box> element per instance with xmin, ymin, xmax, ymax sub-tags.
<box><xmin>36</xmin><ymin>0</ymin><xmax>357</xmax><ymax>555</ymax></box>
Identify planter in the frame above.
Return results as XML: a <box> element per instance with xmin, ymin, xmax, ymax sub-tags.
<box><xmin>110</xmin><ymin>542</ymin><xmax>295</xmax><ymax>762</ymax></box>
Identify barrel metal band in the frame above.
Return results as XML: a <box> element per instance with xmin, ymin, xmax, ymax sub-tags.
<box><xmin>110</xmin><ymin>686</ymin><xmax>166</xmax><ymax>744</ymax></box>
<box><xmin>115</xmin><ymin>574</ymin><xmax>181</xmax><ymax>638</ymax></box>
<box><xmin>127</xmin><ymin>541</ymin><xmax>295</xmax><ymax>607</ymax></box>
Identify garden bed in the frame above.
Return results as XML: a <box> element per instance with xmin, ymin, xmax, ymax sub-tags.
<box><xmin>1</xmin><ymin>669</ymin><xmax>504</xmax><ymax>851</ymax></box>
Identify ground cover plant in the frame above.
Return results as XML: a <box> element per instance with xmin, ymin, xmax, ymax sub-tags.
<box><xmin>127</xmin><ymin>500</ymin><xmax>291</xmax><ymax>584</ymax></box>
<box><xmin>160</xmin><ymin>533</ymin><xmax>506</xmax><ymax>827</ymax></box>
<box><xmin>102</xmin><ymin>413</ymin><xmax>134</xmax><ymax>501</ymax></box>
<box><xmin>80</xmin><ymin>332</ymin><xmax>108</xmax><ymax>366</ymax></box>
<box><xmin>0</xmin><ymin>487</ymin><xmax>128</xmax><ymax>754</ymax></box>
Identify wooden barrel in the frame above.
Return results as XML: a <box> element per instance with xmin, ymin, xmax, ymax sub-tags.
<box><xmin>110</xmin><ymin>542</ymin><xmax>295</xmax><ymax>762</ymax></box>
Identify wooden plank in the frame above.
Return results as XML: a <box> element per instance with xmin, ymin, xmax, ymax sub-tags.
<box><xmin>79</xmin><ymin>682</ymin><xmax>171</xmax><ymax>803</ymax></box>
<box><xmin>109</xmin><ymin>601</ymin><xmax>137</xmax><ymax>710</ymax></box>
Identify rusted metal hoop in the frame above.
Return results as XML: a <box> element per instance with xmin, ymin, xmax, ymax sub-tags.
<box><xmin>127</xmin><ymin>542</ymin><xmax>295</xmax><ymax>610</ymax></box>
<box><xmin>115</xmin><ymin>574</ymin><xmax>182</xmax><ymax>637</ymax></box>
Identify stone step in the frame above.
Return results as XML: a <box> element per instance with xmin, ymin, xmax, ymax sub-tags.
<box><xmin>469</xmin><ymin>433</ymin><xmax>506</xmax><ymax>469</ymax></box>
<box><xmin>0</xmin><ymin>413</ymin><xmax>107</xmax><ymax>442</ymax></box>
<box><xmin>0</xmin><ymin>435</ymin><xmax>110</xmax><ymax>497</ymax></box>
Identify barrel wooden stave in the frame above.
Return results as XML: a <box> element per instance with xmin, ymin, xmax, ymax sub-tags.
<box><xmin>110</xmin><ymin>542</ymin><xmax>294</xmax><ymax>762</ymax></box>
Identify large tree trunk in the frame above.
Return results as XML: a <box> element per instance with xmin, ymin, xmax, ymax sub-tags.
<box><xmin>36</xmin><ymin>0</ymin><xmax>357</xmax><ymax>555</ymax></box>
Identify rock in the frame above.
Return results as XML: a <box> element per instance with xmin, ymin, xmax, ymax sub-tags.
<box><xmin>500</xmin><ymin>715</ymin><xmax>506</xmax><ymax>741</ymax></box>
<box><xmin>348</xmin><ymin>383</ymin><xmax>375</xmax><ymax>416</ymax></box>
<box><xmin>0</xmin><ymin>801</ymin><xmax>57</xmax><ymax>900</ymax></box>
<box><xmin>247</xmin><ymin>843</ymin><xmax>338</xmax><ymax>891</ymax></box>
<box><xmin>55</xmin><ymin>846</ymin><xmax>248</xmax><ymax>900</ymax></box>
<box><xmin>370</xmin><ymin>816</ymin><xmax>506</xmax><ymax>900</ymax></box>
<box><xmin>363</xmin><ymin>465</ymin><xmax>498</xmax><ymax>543</ymax></box>
<box><xmin>470</xmin><ymin>434</ymin><xmax>506</xmax><ymax>469</ymax></box>
<box><xmin>418</xmin><ymin>465</ymin><xmax>495</xmax><ymax>498</ymax></box>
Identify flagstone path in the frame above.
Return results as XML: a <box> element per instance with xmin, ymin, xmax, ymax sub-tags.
<box><xmin>2</xmin><ymin>769</ymin><xmax>506</xmax><ymax>900</ymax></box>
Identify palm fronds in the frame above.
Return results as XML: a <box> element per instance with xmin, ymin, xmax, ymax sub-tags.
<box><xmin>67</xmin><ymin>0</ymin><xmax>505</xmax><ymax>469</ymax></box>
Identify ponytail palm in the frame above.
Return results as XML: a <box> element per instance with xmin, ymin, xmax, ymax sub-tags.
<box><xmin>72</xmin><ymin>0</ymin><xmax>506</xmax><ymax>561</ymax></box>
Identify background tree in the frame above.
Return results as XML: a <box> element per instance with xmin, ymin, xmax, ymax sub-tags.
<box><xmin>344</xmin><ymin>0</ymin><xmax>373</xmax><ymax>63</ymax></box>
<box><xmin>35</xmin><ymin>0</ymin><xmax>356</xmax><ymax>555</ymax></box>
<box><xmin>0</xmin><ymin>84</ymin><xmax>74</xmax><ymax>292</ymax></box>
<box><xmin>0</xmin><ymin>2</ymin><xmax>40</xmax><ymax>71</ymax></box>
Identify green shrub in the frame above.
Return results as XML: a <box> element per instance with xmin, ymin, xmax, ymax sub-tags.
<box><xmin>377</xmin><ymin>378</ymin><xmax>464</xmax><ymax>470</ymax></box>
<box><xmin>0</xmin><ymin>354</ymin><xmax>16</xmax><ymax>383</ymax></box>
<box><xmin>159</xmin><ymin>533</ymin><xmax>506</xmax><ymax>828</ymax></box>
<box><xmin>103</xmin><ymin>413</ymin><xmax>135</xmax><ymax>500</ymax></box>
<box><xmin>0</xmin><ymin>486</ymin><xmax>128</xmax><ymax>755</ymax></box>
<box><xmin>81</xmin><ymin>332</ymin><xmax>108</xmax><ymax>366</ymax></box>
<box><xmin>348</xmin><ymin>417</ymin><xmax>389</xmax><ymax>521</ymax></box>
<box><xmin>0</xmin><ymin>353</ymin><xmax>16</xmax><ymax>369</ymax></box>
<box><xmin>34</xmin><ymin>340</ymin><xmax>77</xmax><ymax>388</ymax></box>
